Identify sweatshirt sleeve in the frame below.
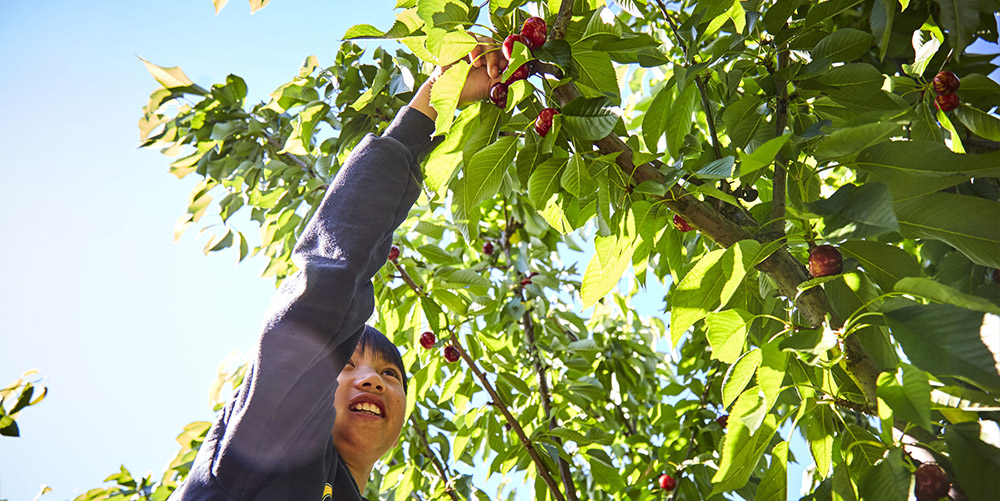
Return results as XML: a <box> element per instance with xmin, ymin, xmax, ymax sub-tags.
<box><xmin>182</xmin><ymin>107</ymin><xmax>435</xmax><ymax>499</ymax></box>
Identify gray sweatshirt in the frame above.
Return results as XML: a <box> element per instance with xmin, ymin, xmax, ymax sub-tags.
<box><xmin>169</xmin><ymin>106</ymin><xmax>435</xmax><ymax>500</ymax></box>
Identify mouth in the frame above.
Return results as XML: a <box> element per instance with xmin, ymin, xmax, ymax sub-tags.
<box><xmin>348</xmin><ymin>395</ymin><xmax>386</xmax><ymax>419</ymax></box>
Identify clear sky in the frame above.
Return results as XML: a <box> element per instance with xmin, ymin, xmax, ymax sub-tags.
<box><xmin>0</xmin><ymin>1</ymin><xmax>399</xmax><ymax>499</ymax></box>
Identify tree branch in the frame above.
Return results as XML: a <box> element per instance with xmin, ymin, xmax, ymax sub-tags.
<box><xmin>448</xmin><ymin>333</ymin><xmax>568</xmax><ymax>501</ymax></box>
<box><xmin>410</xmin><ymin>416</ymin><xmax>462</xmax><ymax>501</ymax></box>
<box><xmin>392</xmin><ymin>260</ymin><xmax>425</xmax><ymax>297</ymax></box>
<box><xmin>524</xmin><ymin>309</ymin><xmax>579</xmax><ymax>501</ymax></box>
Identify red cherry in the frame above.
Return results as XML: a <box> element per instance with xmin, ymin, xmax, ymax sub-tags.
<box><xmin>419</xmin><ymin>331</ymin><xmax>436</xmax><ymax>349</ymax></box>
<box><xmin>443</xmin><ymin>345</ymin><xmax>460</xmax><ymax>363</ymax></box>
<box><xmin>993</xmin><ymin>269</ymin><xmax>1000</xmax><ymax>282</ymax></box>
<box><xmin>932</xmin><ymin>71</ymin><xmax>960</xmax><ymax>95</ymax></box>
<box><xmin>521</xmin><ymin>278</ymin><xmax>533</xmax><ymax>286</ymax></box>
<box><xmin>489</xmin><ymin>82</ymin><xmax>508</xmax><ymax>108</ymax></box>
<box><xmin>808</xmin><ymin>244</ymin><xmax>843</xmax><ymax>278</ymax></box>
<box><xmin>388</xmin><ymin>245</ymin><xmax>400</xmax><ymax>261</ymax></box>
<box><xmin>914</xmin><ymin>463</ymin><xmax>950</xmax><ymax>501</ymax></box>
<box><xmin>534</xmin><ymin>107</ymin><xmax>560</xmax><ymax>137</ymax></box>
<box><xmin>658</xmin><ymin>473</ymin><xmax>677</xmax><ymax>491</ymax></box>
<box><xmin>716</xmin><ymin>414</ymin><xmax>728</xmax><ymax>427</ymax></box>
<box><xmin>672</xmin><ymin>214</ymin><xmax>692</xmax><ymax>232</ymax></box>
<box><xmin>504</xmin><ymin>62</ymin><xmax>531</xmax><ymax>85</ymax></box>
<box><xmin>935</xmin><ymin>92</ymin><xmax>960</xmax><ymax>112</ymax></box>
<box><xmin>520</xmin><ymin>16</ymin><xmax>548</xmax><ymax>50</ymax></box>
<box><xmin>502</xmin><ymin>34</ymin><xmax>528</xmax><ymax>60</ymax></box>
<box><xmin>482</xmin><ymin>242</ymin><xmax>494</xmax><ymax>255</ymax></box>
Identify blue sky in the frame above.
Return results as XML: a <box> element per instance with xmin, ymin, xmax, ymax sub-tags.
<box><xmin>0</xmin><ymin>1</ymin><xmax>398</xmax><ymax>499</ymax></box>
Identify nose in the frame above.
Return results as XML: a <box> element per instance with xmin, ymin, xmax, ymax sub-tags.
<box><xmin>355</xmin><ymin>366</ymin><xmax>384</xmax><ymax>393</ymax></box>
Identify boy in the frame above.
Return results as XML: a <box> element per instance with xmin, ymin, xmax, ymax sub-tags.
<box><xmin>170</xmin><ymin>43</ymin><xmax>506</xmax><ymax>500</ymax></box>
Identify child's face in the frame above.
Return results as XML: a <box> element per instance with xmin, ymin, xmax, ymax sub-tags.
<box><xmin>331</xmin><ymin>346</ymin><xmax>407</xmax><ymax>464</ymax></box>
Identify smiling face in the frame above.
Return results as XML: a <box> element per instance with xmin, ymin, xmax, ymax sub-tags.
<box><xmin>331</xmin><ymin>345</ymin><xmax>407</xmax><ymax>468</ymax></box>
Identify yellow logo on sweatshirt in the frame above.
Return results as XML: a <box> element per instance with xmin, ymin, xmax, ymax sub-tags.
<box><xmin>322</xmin><ymin>484</ymin><xmax>332</xmax><ymax>500</ymax></box>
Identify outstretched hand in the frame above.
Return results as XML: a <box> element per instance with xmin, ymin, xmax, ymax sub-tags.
<box><xmin>408</xmin><ymin>37</ymin><xmax>509</xmax><ymax>121</ymax></box>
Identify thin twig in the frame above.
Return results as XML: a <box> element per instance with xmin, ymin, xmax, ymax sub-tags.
<box><xmin>668</xmin><ymin>363</ymin><xmax>720</xmax><ymax>501</ymax></box>
<box><xmin>394</xmin><ymin>271</ymin><xmax>567</xmax><ymax>501</ymax></box>
<box><xmin>524</xmin><ymin>309</ymin><xmax>579</xmax><ymax>501</ymax></box>
<box><xmin>449</xmin><ymin>332</ymin><xmax>568</xmax><ymax>501</ymax></box>
<box><xmin>410</xmin><ymin>416</ymin><xmax>462</xmax><ymax>501</ymax></box>
<box><xmin>391</xmin><ymin>260</ymin><xmax>425</xmax><ymax>297</ymax></box>
<box><xmin>771</xmin><ymin>49</ymin><xmax>790</xmax><ymax>237</ymax></box>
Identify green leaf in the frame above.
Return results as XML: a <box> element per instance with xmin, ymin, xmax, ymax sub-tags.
<box><xmin>852</xmin><ymin>141</ymin><xmax>1000</xmax><ymax>200</ymax></box>
<box><xmin>560</xmin><ymin>96</ymin><xmax>620</xmax><ymax>141</ymax></box>
<box><xmin>959</xmin><ymin>73</ymin><xmax>1000</xmax><ymax>107</ymax></box>
<box><xmin>739</xmin><ymin>134</ymin><xmax>790</xmax><ymax>176</ymax></box>
<box><xmin>945</xmin><ymin>422</ymin><xmax>1000</xmax><ymax>501</ymax></box>
<box><xmin>805</xmin><ymin>404</ymin><xmax>836</xmax><ymax>478</ymax></box>
<box><xmin>903</xmin><ymin>30</ymin><xmax>941</xmax><ymax>77</ymax></box>
<box><xmin>696</xmin><ymin>156</ymin><xmax>735</xmax><ymax>180</ymax></box>
<box><xmin>416</xmin><ymin>0</ymin><xmax>468</xmax><ymax>30</ymax></box>
<box><xmin>938</xmin><ymin>107</ymin><xmax>966</xmax><ymax>153</ymax></box>
<box><xmin>819</xmin><ymin>63</ymin><xmax>884</xmax><ymax>101</ymax></box>
<box><xmin>895</xmin><ymin>193</ymin><xmax>1000</xmax><ymax>269</ymax></box>
<box><xmin>955</xmin><ymin>104</ymin><xmax>1000</xmax><ymax>141</ymax></box>
<box><xmin>711</xmin><ymin>409</ymin><xmax>778</xmax><ymax>494</ymax></box>
<box><xmin>669</xmin><ymin>240</ymin><xmax>762</xmax><ymax>346</ymax></box>
<box><xmin>755</xmin><ymin>441</ymin><xmax>789</xmax><ymax>501</ymax></box>
<box><xmin>581</xmin><ymin>235</ymin><xmax>634</xmax><ymax>308</ymax></box>
<box><xmin>722</xmin><ymin>348</ymin><xmax>762</xmax><ymax>409</ymax></box>
<box><xmin>870</xmin><ymin>0</ymin><xmax>896</xmax><ymax>60</ymax></box>
<box><xmin>805</xmin><ymin>0</ymin><xmax>865</xmax><ymax>27</ymax></box>
<box><xmin>758</xmin><ymin>337</ymin><xmax>789</xmax><ymax>409</ymax></box>
<box><xmin>666</xmin><ymin>84</ymin><xmax>698</xmax><ymax>157</ymax></box>
<box><xmin>705</xmin><ymin>309</ymin><xmax>752</xmax><ymax>364</ymax></box>
<box><xmin>723</xmin><ymin>94</ymin><xmax>769</xmax><ymax>148</ymax></box>
<box><xmin>812</xmin><ymin>122</ymin><xmax>901</xmax><ymax>161</ymax></box>
<box><xmin>886</xmin><ymin>304</ymin><xmax>1000</xmax><ymax>390</ymax></box>
<box><xmin>463</xmin><ymin>136</ymin><xmax>517</xmax><ymax>208</ymax></box>
<box><xmin>424</xmin><ymin>103</ymin><xmax>480</xmax><ymax>194</ymax></box>
<box><xmin>342</xmin><ymin>24</ymin><xmax>386</xmax><ymax>39</ymax></box>
<box><xmin>839</xmin><ymin>240</ymin><xmax>920</xmax><ymax>292</ymax></box>
<box><xmin>894</xmin><ymin>277</ymin><xmax>1000</xmax><ymax>315</ymax></box>
<box><xmin>572</xmin><ymin>50</ymin><xmax>619</xmax><ymax>100</ymax></box>
<box><xmin>877</xmin><ymin>365</ymin><xmax>932</xmax><ymax>431</ymax></box>
<box><xmin>812</xmin><ymin>28</ymin><xmax>874</xmax><ymax>62</ymax></box>
<box><xmin>934</xmin><ymin>0</ymin><xmax>980</xmax><ymax>59</ymax></box>
<box><xmin>429</xmin><ymin>60</ymin><xmax>469</xmax><ymax>134</ymax></box>
<box><xmin>139</xmin><ymin>57</ymin><xmax>205</xmax><ymax>93</ymax></box>
<box><xmin>426</xmin><ymin>30</ymin><xmax>478</xmax><ymax>66</ymax></box>
<box><xmin>249</xmin><ymin>0</ymin><xmax>269</xmax><ymax>14</ymax></box>
<box><xmin>858</xmin><ymin>448</ymin><xmax>910</xmax><ymax>501</ymax></box>
<box><xmin>642</xmin><ymin>85</ymin><xmax>672</xmax><ymax>151</ymax></box>
<box><xmin>561</xmin><ymin>155</ymin><xmax>596</xmax><ymax>198</ymax></box>
<box><xmin>808</xmin><ymin>183</ymin><xmax>899</xmax><ymax>239</ymax></box>
<box><xmin>528</xmin><ymin>158</ymin><xmax>567</xmax><ymax>208</ymax></box>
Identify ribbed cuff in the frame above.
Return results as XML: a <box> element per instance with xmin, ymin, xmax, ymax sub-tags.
<box><xmin>383</xmin><ymin>106</ymin><xmax>436</xmax><ymax>157</ymax></box>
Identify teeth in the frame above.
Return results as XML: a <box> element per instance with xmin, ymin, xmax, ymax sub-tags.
<box><xmin>351</xmin><ymin>402</ymin><xmax>381</xmax><ymax>415</ymax></box>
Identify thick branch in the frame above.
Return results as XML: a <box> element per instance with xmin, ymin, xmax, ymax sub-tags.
<box><xmin>524</xmin><ymin>309</ymin><xmax>579</xmax><ymax>501</ymax></box>
<box><xmin>411</xmin><ymin>416</ymin><xmax>462</xmax><ymax>501</ymax></box>
<box><xmin>771</xmin><ymin>49</ymin><xmax>790</xmax><ymax>236</ymax></box>
<box><xmin>448</xmin><ymin>334</ymin><xmax>567</xmax><ymax>501</ymax></box>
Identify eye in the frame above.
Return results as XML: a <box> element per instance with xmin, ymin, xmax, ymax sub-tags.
<box><xmin>382</xmin><ymin>368</ymin><xmax>401</xmax><ymax>380</ymax></box>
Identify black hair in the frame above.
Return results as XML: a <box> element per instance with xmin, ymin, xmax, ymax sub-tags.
<box><xmin>359</xmin><ymin>325</ymin><xmax>408</xmax><ymax>394</ymax></box>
